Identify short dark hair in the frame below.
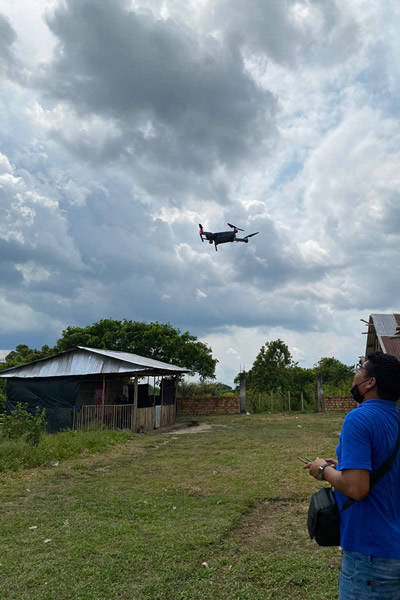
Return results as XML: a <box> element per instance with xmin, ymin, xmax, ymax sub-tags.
<box><xmin>365</xmin><ymin>352</ymin><xmax>400</xmax><ymax>402</ymax></box>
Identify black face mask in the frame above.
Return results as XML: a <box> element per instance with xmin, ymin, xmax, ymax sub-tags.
<box><xmin>350</xmin><ymin>378</ymin><xmax>370</xmax><ymax>404</ymax></box>
<box><xmin>350</xmin><ymin>384</ymin><xmax>364</xmax><ymax>403</ymax></box>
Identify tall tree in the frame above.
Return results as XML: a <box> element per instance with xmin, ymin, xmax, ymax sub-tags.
<box><xmin>55</xmin><ymin>319</ymin><xmax>217</xmax><ymax>380</ymax></box>
<box><xmin>315</xmin><ymin>357</ymin><xmax>355</xmax><ymax>393</ymax></box>
<box><xmin>246</xmin><ymin>339</ymin><xmax>295</xmax><ymax>392</ymax></box>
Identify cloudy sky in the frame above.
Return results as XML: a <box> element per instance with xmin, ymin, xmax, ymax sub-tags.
<box><xmin>1</xmin><ymin>0</ymin><xmax>399</xmax><ymax>383</ymax></box>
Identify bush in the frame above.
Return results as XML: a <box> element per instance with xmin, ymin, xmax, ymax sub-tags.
<box><xmin>2</xmin><ymin>402</ymin><xmax>47</xmax><ymax>446</ymax></box>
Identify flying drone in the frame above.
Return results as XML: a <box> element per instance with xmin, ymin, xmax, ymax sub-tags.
<box><xmin>199</xmin><ymin>223</ymin><xmax>259</xmax><ymax>251</ymax></box>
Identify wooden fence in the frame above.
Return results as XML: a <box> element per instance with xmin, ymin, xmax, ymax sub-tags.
<box><xmin>73</xmin><ymin>403</ymin><xmax>176</xmax><ymax>432</ymax></box>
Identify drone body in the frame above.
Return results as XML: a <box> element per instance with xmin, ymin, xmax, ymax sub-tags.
<box><xmin>199</xmin><ymin>223</ymin><xmax>259</xmax><ymax>251</ymax></box>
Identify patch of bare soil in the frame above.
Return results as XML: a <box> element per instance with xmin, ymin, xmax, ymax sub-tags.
<box><xmin>228</xmin><ymin>498</ymin><xmax>315</xmax><ymax>556</ymax></box>
<box><xmin>166</xmin><ymin>423</ymin><xmax>228</xmax><ymax>435</ymax></box>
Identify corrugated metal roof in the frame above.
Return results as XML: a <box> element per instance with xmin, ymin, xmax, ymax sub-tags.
<box><xmin>0</xmin><ymin>347</ymin><xmax>190</xmax><ymax>379</ymax></box>
<box><xmin>370</xmin><ymin>314</ymin><xmax>397</xmax><ymax>353</ymax></box>
<box><xmin>79</xmin><ymin>347</ymin><xmax>188</xmax><ymax>372</ymax></box>
<box><xmin>381</xmin><ymin>337</ymin><xmax>400</xmax><ymax>360</ymax></box>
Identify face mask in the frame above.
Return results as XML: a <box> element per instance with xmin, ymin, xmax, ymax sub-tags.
<box><xmin>350</xmin><ymin>384</ymin><xmax>364</xmax><ymax>403</ymax></box>
<box><xmin>350</xmin><ymin>378</ymin><xmax>370</xmax><ymax>403</ymax></box>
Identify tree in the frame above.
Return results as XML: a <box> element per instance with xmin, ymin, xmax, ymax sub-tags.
<box><xmin>245</xmin><ymin>339</ymin><xmax>295</xmax><ymax>392</ymax></box>
<box><xmin>315</xmin><ymin>357</ymin><xmax>355</xmax><ymax>394</ymax></box>
<box><xmin>55</xmin><ymin>319</ymin><xmax>217</xmax><ymax>380</ymax></box>
<box><xmin>1</xmin><ymin>344</ymin><xmax>53</xmax><ymax>369</ymax></box>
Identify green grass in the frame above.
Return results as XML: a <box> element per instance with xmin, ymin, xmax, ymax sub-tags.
<box><xmin>0</xmin><ymin>413</ymin><xmax>345</xmax><ymax>599</ymax></box>
<box><xmin>0</xmin><ymin>429</ymin><xmax>131</xmax><ymax>471</ymax></box>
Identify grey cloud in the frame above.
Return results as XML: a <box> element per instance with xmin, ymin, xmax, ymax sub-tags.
<box><xmin>211</xmin><ymin>0</ymin><xmax>360</xmax><ymax>67</ymax></box>
<box><xmin>0</xmin><ymin>14</ymin><xmax>18</xmax><ymax>79</ymax></box>
<box><xmin>35</xmin><ymin>0</ymin><xmax>276</xmax><ymax>173</ymax></box>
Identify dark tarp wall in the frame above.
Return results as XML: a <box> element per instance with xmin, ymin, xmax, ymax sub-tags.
<box><xmin>6</xmin><ymin>377</ymin><xmax>80</xmax><ymax>432</ymax></box>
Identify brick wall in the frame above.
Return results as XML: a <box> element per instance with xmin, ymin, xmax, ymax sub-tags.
<box><xmin>323</xmin><ymin>395</ymin><xmax>357</xmax><ymax>412</ymax></box>
<box><xmin>176</xmin><ymin>396</ymin><xmax>240</xmax><ymax>416</ymax></box>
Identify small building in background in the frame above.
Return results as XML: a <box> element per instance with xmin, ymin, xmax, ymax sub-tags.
<box><xmin>0</xmin><ymin>346</ymin><xmax>190</xmax><ymax>432</ymax></box>
<box><xmin>364</xmin><ymin>313</ymin><xmax>400</xmax><ymax>360</ymax></box>
<box><xmin>324</xmin><ymin>313</ymin><xmax>400</xmax><ymax>412</ymax></box>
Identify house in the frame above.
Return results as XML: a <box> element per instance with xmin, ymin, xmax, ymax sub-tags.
<box><xmin>364</xmin><ymin>314</ymin><xmax>400</xmax><ymax>360</ymax></box>
<box><xmin>0</xmin><ymin>346</ymin><xmax>190</xmax><ymax>432</ymax></box>
<box><xmin>325</xmin><ymin>313</ymin><xmax>400</xmax><ymax>412</ymax></box>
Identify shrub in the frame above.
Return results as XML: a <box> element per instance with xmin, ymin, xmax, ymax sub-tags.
<box><xmin>2</xmin><ymin>402</ymin><xmax>47</xmax><ymax>446</ymax></box>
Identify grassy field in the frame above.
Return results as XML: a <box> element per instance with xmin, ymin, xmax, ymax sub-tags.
<box><xmin>0</xmin><ymin>429</ymin><xmax>132</xmax><ymax>472</ymax></box>
<box><xmin>0</xmin><ymin>413</ymin><xmax>345</xmax><ymax>600</ymax></box>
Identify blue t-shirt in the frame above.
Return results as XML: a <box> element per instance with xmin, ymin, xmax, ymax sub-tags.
<box><xmin>334</xmin><ymin>399</ymin><xmax>400</xmax><ymax>558</ymax></box>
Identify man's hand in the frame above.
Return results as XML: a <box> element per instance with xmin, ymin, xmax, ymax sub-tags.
<box><xmin>303</xmin><ymin>457</ymin><xmax>369</xmax><ymax>500</ymax></box>
<box><xmin>304</xmin><ymin>457</ymin><xmax>327</xmax><ymax>479</ymax></box>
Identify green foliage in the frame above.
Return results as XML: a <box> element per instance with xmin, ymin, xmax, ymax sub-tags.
<box><xmin>177</xmin><ymin>381</ymin><xmax>234</xmax><ymax>397</ymax></box>
<box><xmin>56</xmin><ymin>319</ymin><xmax>217</xmax><ymax>379</ymax></box>
<box><xmin>0</xmin><ymin>429</ymin><xmax>131</xmax><ymax>472</ymax></box>
<box><xmin>241</xmin><ymin>340</ymin><xmax>355</xmax><ymax>411</ymax></box>
<box><xmin>2</xmin><ymin>402</ymin><xmax>47</xmax><ymax>446</ymax></box>
<box><xmin>1</xmin><ymin>344</ymin><xmax>53</xmax><ymax>368</ymax></box>
<box><xmin>315</xmin><ymin>357</ymin><xmax>355</xmax><ymax>395</ymax></box>
<box><xmin>243</xmin><ymin>339</ymin><xmax>295</xmax><ymax>392</ymax></box>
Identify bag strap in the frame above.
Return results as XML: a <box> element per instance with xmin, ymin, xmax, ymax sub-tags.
<box><xmin>342</xmin><ymin>414</ymin><xmax>400</xmax><ymax>511</ymax></box>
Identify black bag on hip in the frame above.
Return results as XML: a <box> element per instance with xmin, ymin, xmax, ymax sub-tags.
<box><xmin>307</xmin><ymin>487</ymin><xmax>340</xmax><ymax>546</ymax></box>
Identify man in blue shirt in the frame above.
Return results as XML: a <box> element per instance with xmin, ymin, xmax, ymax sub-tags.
<box><xmin>305</xmin><ymin>352</ymin><xmax>400</xmax><ymax>599</ymax></box>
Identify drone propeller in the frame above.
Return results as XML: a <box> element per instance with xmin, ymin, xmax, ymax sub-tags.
<box><xmin>227</xmin><ymin>222</ymin><xmax>244</xmax><ymax>231</ymax></box>
<box><xmin>199</xmin><ymin>223</ymin><xmax>204</xmax><ymax>242</ymax></box>
<box><xmin>244</xmin><ymin>232</ymin><xmax>259</xmax><ymax>239</ymax></box>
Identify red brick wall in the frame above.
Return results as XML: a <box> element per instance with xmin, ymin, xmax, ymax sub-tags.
<box><xmin>323</xmin><ymin>395</ymin><xmax>357</xmax><ymax>412</ymax></box>
<box><xmin>176</xmin><ymin>396</ymin><xmax>240</xmax><ymax>416</ymax></box>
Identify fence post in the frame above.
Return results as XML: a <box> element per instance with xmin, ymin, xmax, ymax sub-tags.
<box><xmin>317</xmin><ymin>375</ymin><xmax>324</xmax><ymax>412</ymax></box>
<box><xmin>132</xmin><ymin>377</ymin><xmax>138</xmax><ymax>432</ymax></box>
<box><xmin>288</xmin><ymin>391</ymin><xmax>291</xmax><ymax>412</ymax></box>
<box><xmin>240</xmin><ymin>372</ymin><xmax>246</xmax><ymax>413</ymax></box>
<box><xmin>301</xmin><ymin>391</ymin><xmax>304</xmax><ymax>412</ymax></box>
<box><xmin>270</xmin><ymin>391</ymin><xmax>273</xmax><ymax>411</ymax></box>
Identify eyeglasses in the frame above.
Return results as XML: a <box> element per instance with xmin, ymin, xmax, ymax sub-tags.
<box><xmin>356</xmin><ymin>363</ymin><xmax>366</xmax><ymax>371</ymax></box>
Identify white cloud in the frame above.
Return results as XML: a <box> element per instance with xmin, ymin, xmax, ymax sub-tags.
<box><xmin>1</xmin><ymin>1</ymin><xmax>400</xmax><ymax>384</ymax></box>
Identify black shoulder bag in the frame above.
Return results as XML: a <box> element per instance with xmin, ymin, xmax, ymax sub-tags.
<box><xmin>307</xmin><ymin>416</ymin><xmax>400</xmax><ymax>547</ymax></box>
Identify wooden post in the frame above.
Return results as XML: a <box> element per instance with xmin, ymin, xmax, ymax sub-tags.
<box><xmin>270</xmin><ymin>391</ymin><xmax>273</xmax><ymax>411</ymax></box>
<box><xmin>288</xmin><ymin>391</ymin><xmax>291</xmax><ymax>412</ymax></box>
<box><xmin>301</xmin><ymin>391</ymin><xmax>304</xmax><ymax>412</ymax></box>
<box><xmin>258</xmin><ymin>393</ymin><xmax>261</xmax><ymax>413</ymax></box>
<box><xmin>317</xmin><ymin>375</ymin><xmax>324</xmax><ymax>412</ymax></box>
<box><xmin>239</xmin><ymin>371</ymin><xmax>246</xmax><ymax>413</ymax></box>
<box><xmin>101</xmin><ymin>376</ymin><xmax>106</xmax><ymax>426</ymax></box>
<box><xmin>133</xmin><ymin>377</ymin><xmax>138</xmax><ymax>432</ymax></box>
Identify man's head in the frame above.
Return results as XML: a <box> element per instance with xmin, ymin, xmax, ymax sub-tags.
<box><xmin>352</xmin><ymin>352</ymin><xmax>400</xmax><ymax>403</ymax></box>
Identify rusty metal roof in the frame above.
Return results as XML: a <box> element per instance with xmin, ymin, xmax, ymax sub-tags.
<box><xmin>368</xmin><ymin>314</ymin><xmax>400</xmax><ymax>359</ymax></box>
<box><xmin>0</xmin><ymin>346</ymin><xmax>191</xmax><ymax>379</ymax></box>
<box><xmin>381</xmin><ymin>337</ymin><xmax>400</xmax><ymax>360</ymax></box>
